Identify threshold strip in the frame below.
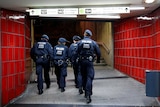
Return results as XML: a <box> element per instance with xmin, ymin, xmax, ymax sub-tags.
<box><xmin>7</xmin><ymin>104</ymin><xmax>133</xmax><ymax>107</ymax></box>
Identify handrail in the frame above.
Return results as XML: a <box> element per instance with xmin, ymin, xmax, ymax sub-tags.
<box><xmin>97</xmin><ymin>42</ymin><xmax>110</xmax><ymax>54</ymax></box>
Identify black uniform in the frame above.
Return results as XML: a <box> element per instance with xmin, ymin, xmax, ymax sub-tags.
<box><xmin>53</xmin><ymin>37</ymin><xmax>69</xmax><ymax>92</ymax></box>
<box><xmin>30</xmin><ymin>34</ymin><xmax>53</xmax><ymax>95</ymax></box>
<box><xmin>69</xmin><ymin>35</ymin><xmax>82</xmax><ymax>89</ymax></box>
<box><xmin>77</xmin><ymin>30</ymin><xmax>101</xmax><ymax>103</ymax></box>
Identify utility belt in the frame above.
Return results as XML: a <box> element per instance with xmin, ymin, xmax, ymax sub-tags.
<box><xmin>54</xmin><ymin>59</ymin><xmax>69</xmax><ymax>66</ymax></box>
<box><xmin>36</xmin><ymin>54</ymin><xmax>49</xmax><ymax>59</ymax></box>
<box><xmin>80</xmin><ymin>56</ymin><xmax>94</xmax><ymax>62</ymax></box>
<box><xmin>71</xmin><ymin>57</ymin><xmax>79</xmax><ymax>63</ymax></box>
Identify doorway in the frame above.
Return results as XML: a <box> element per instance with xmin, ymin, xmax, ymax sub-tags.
<box><xmin>31</xmin><ymin>18</ymin><xmax>114</xmax><ymax>67</ymax></box>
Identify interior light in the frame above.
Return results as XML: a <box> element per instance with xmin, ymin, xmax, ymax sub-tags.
<box><xmin>26</xmin><ymin>9</ymin><xmax>30</xmax><ymax>12</ymax></box>
<box><xmin>137</xmin><ymin>16</ymin><xmax>153</xmax><ymax>20</ymax></box>
<box><xmin>9</xmin><ymin>15</ymin><xmax>25</xmax><ymax>19</ymax></box>
<box><xmin>144</xmin><ymin>0</ymin><xmax>155</xmax><ymax>3</ymax></box>
<box><xmin>39</xmin><ymin>14</ymin><xmax>77</xmax><ymax>18</ymax></box>
<box><xmin>130</xmin><ymin>7</ymin><xmax>145</xmax><ymax>10</ymax></box>
<box><xmin>86</xmin><ymin>15</ymin><xmax>120</xmax><ymax>19</ymax></box>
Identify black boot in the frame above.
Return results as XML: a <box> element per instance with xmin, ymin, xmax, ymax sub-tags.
<box><xmin>61</xmin><ymin>88</ymin><xmax>65</xmax><ymax>92</ymax></box>
<box><xmin>38</xmin><ymin>89</ymin><xmax>43</xmax><ymax>95</ymax></box>
<box><xmin>86</xmin><ymin>96</ymin><xmax>91</xmax><ymax>103</ymax></box>
<box><xmin>79</xmin><ymin>88</ymin><xmax>83</xmax><ymax>94</ymax></box>
<box><xmin>46</xmin><ymin>84</ymin><xmax>50</xmax><ymax>89</ymax></box>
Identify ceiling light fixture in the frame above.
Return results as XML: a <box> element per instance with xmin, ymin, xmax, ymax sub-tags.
<box><xmin>130</xmin><ymin>6</ymin><xmax>145</xmax><ymax>10</ymax></box>
<box><xmin>137</xmin><ymin>16</ymin><xmax>153</xmax><ymax>20</ymax></box>
<box><xmin>144</xmin><ymin>0</ymin><xmax>155</xmax><ymax>3</ymax></box>
<box><xmin>86</xmin><ymin>15</ymin><xmax>120</xmax><ymax>19</ymax></box>
<box><xmin>9</xmin><ymin>15</ymin><xmax>25</xmax><ymax>19</ymax></box>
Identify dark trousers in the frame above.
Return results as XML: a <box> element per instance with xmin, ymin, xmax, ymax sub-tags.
<box><xmin>54</xmin><ymin>64</ymin><xmax>67</xmax><ymax>88</ymax></box>
<box><xmin>72</xmin><ymin>62</ymin><xmax>82</xmax><ymax>88</ymax></box>
<box><xmin>36</xmin><ymin>61</ymin><xmax>50</xmax><ymax>90</ymax></box>
<box><xmin>80</xmin><ymin>60</ymin><xmax>94</xmax><ymax>96</ymax></box>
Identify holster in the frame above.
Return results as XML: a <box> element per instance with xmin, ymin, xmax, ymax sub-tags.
<box><xmin>36</xmin><ymin>54</ymin><xmax>49</xmax><ymax>59</ymax></box>
<box><xmin>54</xmin><ymin>59</ymin><xmax>64</xmax><ymax>66</ymax></box>
<box><xmin>80</xmin><ymin>56</ymin><xmax>94</xmax><ymax>62</ymax></box>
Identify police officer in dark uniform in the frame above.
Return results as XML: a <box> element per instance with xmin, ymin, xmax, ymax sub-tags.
<box><xmin>53</xmin><ymin>37</ymin><xmax>69</xmax><ymax>92</ymax></box>
<box><xmin>77</xmin><ymin>29</ymin><xmax>101</xmax><ymax>103</ymax></box>
<box><xmin>69</xmin><ymin>35</ymin><xmax>83</xmax><ymax>93</ymax></box>
<box><xmin>30</xmin><ymin>34</ymin><xmax>53</xmax><ymax>95</ymax></box>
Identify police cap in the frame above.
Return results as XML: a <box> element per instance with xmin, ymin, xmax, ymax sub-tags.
<box><xmin>58</xmin><ymin>37</ymin><xmax>69</xmax><ymax>43</ymax></box>
<box><xmin>73</xmin><ymin>35</ymin><xmax>81</xmax><ymax>41</ymax></box>
<box><xmin>42</xmin><ymin>34</ymin><xmax>49</xmax><ymax>40</ymax></box>
<box><xmin>84</xmin><ymin>29</ymin><xmax>92</xmax><ymax>36</ymax></box>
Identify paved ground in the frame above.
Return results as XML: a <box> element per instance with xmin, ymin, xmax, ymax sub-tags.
<box><xmin>6</xmin><ymin>66</ymin><xmax>159</xmax><ymax>107</ymax></box>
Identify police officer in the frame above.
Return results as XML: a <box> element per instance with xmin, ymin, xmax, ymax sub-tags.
<box><xmin>53</xmin><ymin>37</ymin><xmax>69</xmax><ymax>92</ymax></box>
<box><xmin>77</xmin><ymin>29</ymin><xmax>101</xmax><ymax>103</ymax></box>
<box><xmin>30</xmin><ymin>34</ymin><xmax>53</xmax><ymax>95</ymax></box>
<box><xmin>69</xmin><ymin>35</ymin><xmax>83</xmax><ymax>93</ymax></box>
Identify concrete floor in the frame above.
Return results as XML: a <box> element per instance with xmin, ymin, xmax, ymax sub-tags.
<box><xmin>7</xmin><ymin>66</ymin><xmax>159</xmax><ymax>107</ymax></box>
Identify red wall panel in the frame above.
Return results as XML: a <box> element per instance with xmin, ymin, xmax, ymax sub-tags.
<box><xmin>114</xmin><ymin>7</ymin><xmax>160</xmax><ymax>84</ymax></box>
<box><xmin>0</xmin><ymin>9</ymin><xmax>31</xmax><ymax>106</ymax></box>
